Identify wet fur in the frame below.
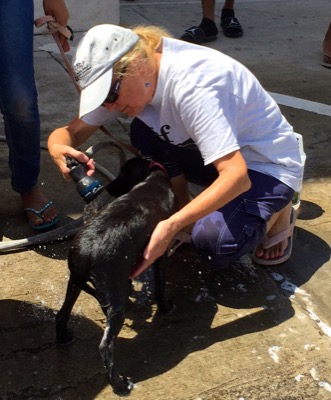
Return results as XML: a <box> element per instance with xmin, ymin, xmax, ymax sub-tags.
<box><xmin>55</xmin><ymin>157</ymin><xmax>177</xmax><ymax>396</ymax></box>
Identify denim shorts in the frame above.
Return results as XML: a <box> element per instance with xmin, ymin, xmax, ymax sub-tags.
<box><xmin>130</xmin><ymin>118</ymin><xmax>294</xmax><ymax>268</ymax></box>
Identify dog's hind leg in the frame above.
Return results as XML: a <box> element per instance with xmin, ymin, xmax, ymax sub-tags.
<box><xmin>153</xmin><ymin>258</ymin><xmax>175</xmax><ymax>313</ymax></box>
<box><xmin>56</xmin><ymin>276</ymin><xmax>82</xmax><ymax>344</ymax></box>
<box><xmin>99</xmin><ymin>306</ymin><xmax>134</xmax><ymax>396</ymax></box>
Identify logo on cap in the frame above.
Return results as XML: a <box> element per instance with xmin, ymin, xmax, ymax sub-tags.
<box><xmin>74</xmin><ymin>61</ymin><xmax>92</xmax><ymax>83</ymax></box>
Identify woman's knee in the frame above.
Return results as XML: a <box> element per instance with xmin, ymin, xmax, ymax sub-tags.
<box><xmin>191</xmin><ymin>207</ymin><xmax>266</xmax><ymax>268</ymax></box>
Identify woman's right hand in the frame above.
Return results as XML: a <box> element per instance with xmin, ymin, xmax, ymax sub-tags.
<box><xmin>48</xmin><ymin>117</ymin><xmax>99</xmax><ymax>180</ymax></box>
<box><xmin>50</xmin><ymin>144</ymin><xmax>95</xmax><ymax>180</ymax></box>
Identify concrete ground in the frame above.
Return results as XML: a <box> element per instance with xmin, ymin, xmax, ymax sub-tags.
<box><xmin>0</xmin><ymin>0</ymin><xmax>330</xmax><ymax>399</ymax></box>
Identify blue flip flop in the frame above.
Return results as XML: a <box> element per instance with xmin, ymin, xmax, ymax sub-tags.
<box><xmin>25</xmin><ymin>200</ymin><xmax>59</xmax><ymax>231</ymax></box>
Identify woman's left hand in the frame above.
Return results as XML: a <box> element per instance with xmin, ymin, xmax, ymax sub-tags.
<box><xmin>43</xmin><ymin>0</ymin><xmax>70</xmax><ymax>51</ymax></box>
<box><xmin>130</xmin><ymin>220</ymin><xmax>178</xmax><ymax>279</ymax></box>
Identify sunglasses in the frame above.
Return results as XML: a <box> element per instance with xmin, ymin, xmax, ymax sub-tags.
<box><xmin>102</xmin><ymin>68</ymin><xmax>126</xmax><ymax>106</ymax></box>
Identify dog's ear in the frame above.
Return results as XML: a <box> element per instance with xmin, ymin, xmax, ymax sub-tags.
<box><xmin>121</xmin><ymin>156</ymin><xmax>151</xmax><ymax>181</ymax></box>
<box><xmin>105</xmin><ymin>156</ymin><xmax>151</xmax><ymax>198</ymax></box>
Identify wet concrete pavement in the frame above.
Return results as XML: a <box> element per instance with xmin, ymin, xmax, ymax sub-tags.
<box><xmin>0</xmin><ymin>0</ymin><xmax>330</xmax><ymax>399</ymax></box>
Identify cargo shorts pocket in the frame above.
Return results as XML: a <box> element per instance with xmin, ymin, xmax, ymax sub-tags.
<box><xmin>215</xmin><ymin>199</ymin><xmax>274</xmax><ymax>256</ymax></box>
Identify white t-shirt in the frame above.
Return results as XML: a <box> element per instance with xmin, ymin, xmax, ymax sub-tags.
<box><xmin>83</xmin><ymin>37</ymin><xmax>303</xmax><ymax>192</ymax></box>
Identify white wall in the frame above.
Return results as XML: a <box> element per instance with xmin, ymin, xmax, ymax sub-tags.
<box><xmin>34</xmin><ymin>0</ymin><xmax>119</xmax><ymax>33</ymax></box>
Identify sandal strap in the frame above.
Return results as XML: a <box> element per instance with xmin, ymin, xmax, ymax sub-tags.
<box><xmin>182</xmin><ymin>26</ymin><xmax>207</xmax><ymax>42</ymax></box>
<box><xmin>24</xmin><ymin>200</ymin><xmax>54</xmax><ymax>218</ymax></box>
<box><xmin>261</xmin><ymin>224</ymin><xmax>294</xmax><ymax>249</ymax></box>
<box><xmin>261</xmin><ymin>208</ymin><xmax>296</xmax><ymax>249</ymax></box>
<box><xmin>221</xmin><ymin>17</ymin><xmax>243</xmax><ymax>37</ymax></box>
<box><xmin>222</xmin><ymin>17</ymin><xmax>242</xmax><ymax>29</ymax></box>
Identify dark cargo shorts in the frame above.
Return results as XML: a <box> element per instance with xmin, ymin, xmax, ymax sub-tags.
<box><xmin>130</xmin><ymin>118</ymin><xmax>294</xmax><ymax>268</ymax></box>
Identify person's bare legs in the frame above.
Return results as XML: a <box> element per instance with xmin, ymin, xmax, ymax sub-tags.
<box><xmin>201</xmin><ymin>0</ymin><xmax>235</xmax><ymax>19</ymax></box>
<box><xmin>222</xmin><ymin>0</ymin><xmax>235</xmax><ymax>12</ymax></box>
<box><xmin>20</xmin><ymin>186</ymin><xmax>59</xmax><ymax>227</ymax></box>
<box><xmin>201</xmin><ymin>0</ymin><xmax>216</xmax><ymax>20</ymax></box>
<box><xmin>254</xmin><ymin>202</ymin><xmax>293</xmax><ymax>260</ymax></box>
<box><xmin>199</xmin><ymin>0</ymin><xmax>239</xmax><ymax>37</ymax></box>
<box><xmin>180</xmin><ymin>0</ymin><xmax>242</xmax><ymax>42</ymax></box>
<box><xmin>322</xmin><ymin>21</ymin><xmax>331</xmax><ymax>65</ymax></box>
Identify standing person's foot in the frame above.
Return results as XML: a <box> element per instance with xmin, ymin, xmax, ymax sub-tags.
<box><xmin>180</xmin><ymin>18</ymin><xmax>218</xmax><ymax>44</ymax></box>
<box><xmin>221</xmin><ymin>8</ymin><xmax>243</xmax><ymax>37</ymax></box>
<box><xmin>21</xmin><ymin>186</ymin><xmax>59</xmax><ymax>231</ymax></box>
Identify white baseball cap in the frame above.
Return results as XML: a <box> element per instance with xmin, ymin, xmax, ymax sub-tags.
<box><xmin>73</xmin><ymin>24</ymin><xmax>139</xmax><ymax>117</ymax></box>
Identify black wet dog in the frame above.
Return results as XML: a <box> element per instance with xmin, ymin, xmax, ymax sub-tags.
<box><xmin>55</xmin><ymin>156</ymin><xmax>177</xmax><ymax>396</ymax></box>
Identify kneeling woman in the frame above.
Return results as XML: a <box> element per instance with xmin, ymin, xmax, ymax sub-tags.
<box><xmin>48</xmin><ymin>23</ymin><xmax>303</xmax><ymax>277</ymax></box>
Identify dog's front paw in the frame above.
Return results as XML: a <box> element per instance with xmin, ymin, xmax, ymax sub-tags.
<box><xmin>111</xmin><ymin>375</ymin><xmax>134</xmax><ymax>397</ymax></box>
